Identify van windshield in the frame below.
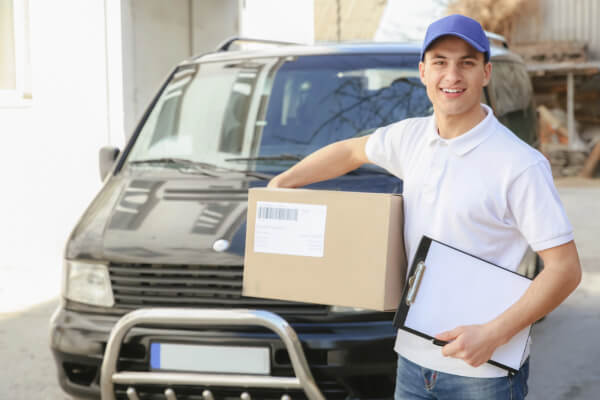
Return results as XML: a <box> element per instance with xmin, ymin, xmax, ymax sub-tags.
<box><xmin>126</xmin><ymin>53</ymin><xmax>432</xmax><ymax>173</ymax></box>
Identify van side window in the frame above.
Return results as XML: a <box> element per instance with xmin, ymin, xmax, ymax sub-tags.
<box><xmin>489</xmin><ymin>61</ymin><xmax>537</xmax><ymax>144</ymax></box>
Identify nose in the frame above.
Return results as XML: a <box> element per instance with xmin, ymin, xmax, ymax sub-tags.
<box><xmin>444</xmin><ymin>62</ymin><xmax>462</xmax><ymax>83</ymax></box>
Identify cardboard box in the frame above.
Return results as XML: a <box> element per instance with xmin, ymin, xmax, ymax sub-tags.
<box><xmin>243</xmin><ymin>188</ymin><xmax>406</xmax><ymax>311</ymax></box>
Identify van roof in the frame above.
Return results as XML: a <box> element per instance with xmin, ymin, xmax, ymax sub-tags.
<box><xmin>183</xmin><ymin>40</ymin><xmax>513</xmax><ymax>66</ymax></box>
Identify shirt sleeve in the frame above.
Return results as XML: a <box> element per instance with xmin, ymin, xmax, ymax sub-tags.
<box><xmin>506</xmin><ymin>159</ymin><xmax>574</xmax><ymax>252</ymax></box>
<box><xmin>365</xmin><ymin>124</ymin><xmax>403</xmax><ymax>178</ymax></box>
<box><xmin>365</xmin><ymin>126</ymin><xmax>388</xmax><ymax>166</ymax></box>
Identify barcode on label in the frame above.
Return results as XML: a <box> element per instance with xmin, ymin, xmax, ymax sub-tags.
<box><xmin>257</xmin><ymin>206</ymin><xmax>298</xmax><ymax>221</ymax></box>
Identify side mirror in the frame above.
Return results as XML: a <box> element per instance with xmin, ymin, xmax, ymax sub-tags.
<box><xmin>99</xmin><ymin>146</ymin><xmax>121</xmax><ymax>181</ymax></box>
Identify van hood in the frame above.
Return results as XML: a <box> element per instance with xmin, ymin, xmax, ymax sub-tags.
<box><xmin>66</xmin><ymin>172</ymin><xmax>252</xmax><ymax>265</ymax></box>
<box><xmin>65</xmin><ymin>169</ymin><xmax>402</xmax><ymax>265</ymax></box>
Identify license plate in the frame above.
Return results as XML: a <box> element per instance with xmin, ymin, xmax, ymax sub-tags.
<box><xmin>150</xmin><ymin>342</ymin><xmax>270</xmax><ymax>375</ymax></box>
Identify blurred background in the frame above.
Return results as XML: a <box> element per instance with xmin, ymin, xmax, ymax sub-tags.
<box><xmin>1</xmin><ymin>1</ymin><xmax>599</xmax><ymax>398</ymax></box>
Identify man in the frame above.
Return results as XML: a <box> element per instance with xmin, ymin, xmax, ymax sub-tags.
<box><xmin>267</xmin><ymin>14</ymin><xmax>581</xmax><ymax>399</ymax></box>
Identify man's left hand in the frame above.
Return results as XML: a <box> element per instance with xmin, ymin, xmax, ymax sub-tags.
<box><xmin>435</xmin><ymin>324</ymin><xmax>504</xmax><ymax>367</ymax></box>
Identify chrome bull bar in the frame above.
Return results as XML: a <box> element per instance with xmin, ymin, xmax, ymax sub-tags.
<box><xmin>100</xmin><ymin>308</ymin><xmax>326</xmax><ymax>400</ymax></box>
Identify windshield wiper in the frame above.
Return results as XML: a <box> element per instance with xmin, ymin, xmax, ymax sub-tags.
<box><xmin>129</xmin><ymin>157</ymin><xmax>218</xmax><ymax>169</ymax></box>
<box><xmin>225</xmin><ymin>154</ymin><xmax>303</xmax><ymax>162</ymax></box>
<box><xmin>237</xmin><ymin>170</ymin><xmax>274</xmax><ymax>180</ymax></box>
<box><xmin>129</xmin><ymin>157</ymin><xmax>274</xmax><ymax>180</ymax></box>
<box><xmin>128</xmin><ymin>157</ymin><xmax>222</xmax><ymax>176</ymax></box>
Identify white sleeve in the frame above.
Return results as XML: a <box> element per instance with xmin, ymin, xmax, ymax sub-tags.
<box><xmin>365</xmin><ymin>124</ymin><xmax>403</xmax><ymax>178</ymax></box>
<box><xmin>506</xmin><ymin>159</ymin><xmax>574</xmax><ymax>252</ymax></box>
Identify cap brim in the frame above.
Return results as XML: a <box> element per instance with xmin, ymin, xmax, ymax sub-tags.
<box><xmin>421</xmin><ymin>32</ymin><xmax>487</xmax><ymax>60</ymax></box>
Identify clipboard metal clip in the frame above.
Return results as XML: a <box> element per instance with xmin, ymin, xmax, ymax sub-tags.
<box><xmin>405</xmin><ymin>261</ymin><xmax>426</xmax><ymax>306</ymax></box>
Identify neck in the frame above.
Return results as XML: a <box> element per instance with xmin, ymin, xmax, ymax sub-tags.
<box><xmin>435</xmin><ymin>105</ymin><xmax>487</xmax><ymax>139</ymax></box>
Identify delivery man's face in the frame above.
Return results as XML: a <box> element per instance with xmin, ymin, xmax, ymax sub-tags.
<box><xmin>419</xmin><ymin>36</ymin><xmax>492</xmax><ymax>120</ymax></box>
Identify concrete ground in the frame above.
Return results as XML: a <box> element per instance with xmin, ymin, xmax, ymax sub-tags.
<box><xmin>0</xmin><ymin>299</ymin><xmax>69</xmax><ymax>400</ymax></box>
<box><xmin>0</xmin><ymin>178</ymin><xmax>598</xmax><ymax>399</ymax></box>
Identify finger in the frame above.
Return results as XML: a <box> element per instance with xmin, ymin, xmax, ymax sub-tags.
<box><xmin>441</xmin><ymin>338</ymin><xmax>463</xmax><ymax>358</ymax></box>
<box><xmin>435</xmin><ymin>326</ymin><xmax>463</xmax><ymax>342</ymax></box>
<box><xmin>470</xmin><ymin>359</ymin><xmax>485</xmax><ymax>367</ymax></box>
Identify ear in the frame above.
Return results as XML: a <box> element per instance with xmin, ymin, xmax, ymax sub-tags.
<box><xmin>482</xmin><ymin>62</ymin><xmax>492</xmax><ymax>87</ymax></box>
<box><xmin>419</xmin><ymin>61</ymin><xmax>426</xmax><ymax>86</ymax></box>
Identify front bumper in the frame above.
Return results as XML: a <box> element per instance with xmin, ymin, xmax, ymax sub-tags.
<box><xmin>50</xmin><ymin>306</ymin><xmax>397</xmax><ymax>399</ymax></box>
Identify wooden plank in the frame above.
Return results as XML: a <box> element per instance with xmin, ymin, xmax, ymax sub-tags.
<box><xmin>567</xmin><ymin>72</ymin><xmax>575</xmax><ymax>149</ymax></box>
<box><xmin>526</xmin><ymin>61</ymin><xmax>600</xmax><ymax>76</ymax></box>
<box><xmin>538</xmin><ymin>105</ymin><xmax>569</xmax><ymax>145</ymax></box>
<box><xmin>512</xmin><ymin>41</ymin><xmax>587</xmax><ymax>64</ymax></box>
<box><xmin>579</xmin><ymin>142</ymin><xmax>600</xmax><ymax>178</ymax></box>
<box><xmin>575</xmin><ymin>115</ymin><xmax>600</xmax><ymax>125</ymax></box>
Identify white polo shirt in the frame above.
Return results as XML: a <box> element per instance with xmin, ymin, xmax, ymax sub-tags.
<box><xmin>365</xmin><ymin>104</ymin><xmax>573</xmax><ymax>378</ymax></box>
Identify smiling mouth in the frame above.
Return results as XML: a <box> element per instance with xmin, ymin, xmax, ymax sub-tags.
<box><xmin>441</xmin><ymin>88</ymin><xmax>466</xmax><ymax>93</ymax></box>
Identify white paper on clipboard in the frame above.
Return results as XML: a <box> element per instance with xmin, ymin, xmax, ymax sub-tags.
<box><xmin>404</xmin><ymin>240</ymin><xmax>532</xmax><ymax>371</ymax></box>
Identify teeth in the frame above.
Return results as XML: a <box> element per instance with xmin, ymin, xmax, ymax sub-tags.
<box><xmin>443</xmin><ymin>88</ymin><xmax>463</xmax><ymax>93</ymax></box>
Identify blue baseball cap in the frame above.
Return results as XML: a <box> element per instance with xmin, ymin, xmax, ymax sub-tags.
<box><xmin>420</xmin><ymin>14</ymin><xmax>490</xmax><ymax>62</ymax></box>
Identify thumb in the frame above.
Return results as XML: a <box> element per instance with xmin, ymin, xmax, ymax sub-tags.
<box><xmin>435</xmin><ymin>326</ymin><xmax>464</xmax><ymax>342</ymax></box>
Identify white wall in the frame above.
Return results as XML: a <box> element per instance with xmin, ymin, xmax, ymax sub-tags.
<box><xmin>241</xmin><ymin>0</ymin><xmax>314</xmax><ymax>44</ymax></box>
<box><xmin>0</xmin><ymin>0</ymin><xmax>116</xmax><ymax>311</ymax></box>
<box><xmin>193</xmin><ymin>0</ymin><xmax>240</xmax><ymax>54</ymax></box>
<box><xmin>374</xmin><ymin>0</ymin><xmax>446</xmax><ymax>42</ymax></box>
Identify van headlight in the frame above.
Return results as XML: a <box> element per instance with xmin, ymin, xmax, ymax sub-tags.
<box><xmin>63</xmin><ymin>260</ymin><xmax>114</xmax><ymax>307</ymax></box>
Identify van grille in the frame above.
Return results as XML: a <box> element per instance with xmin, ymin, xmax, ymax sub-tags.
<box><xmin>108</xmin><ymin>263</ymin><xmax>329</xmax><ymax>316</ymax></box>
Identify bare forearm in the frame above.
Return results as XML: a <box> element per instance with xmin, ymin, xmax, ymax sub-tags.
<box><xmin>268</xmin><ymin>136</ymin><xmax>370</xmax><ymax>188</ymax></box>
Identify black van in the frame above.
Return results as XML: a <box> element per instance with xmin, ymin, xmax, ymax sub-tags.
<box><xmin>50</xmin><ymin>38</ymin><xmax>539</xmax><ymax>400</ymax></box>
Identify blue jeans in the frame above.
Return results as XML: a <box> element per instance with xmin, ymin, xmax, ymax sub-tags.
<box><xmin>394</xmin><ymin>356</ymin><xmax>529</xmax><ymax>399</ymax></box>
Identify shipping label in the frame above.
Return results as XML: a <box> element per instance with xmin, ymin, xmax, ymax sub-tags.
<box><xmin>254</xmin><ymin>201</ymin><xmax>327</xmax><ymax>257</ymax></box>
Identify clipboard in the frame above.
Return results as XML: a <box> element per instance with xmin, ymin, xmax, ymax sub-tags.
<box><xmin>393</xmin><ymin>236</ymin><xmax>533</xmax><ymax>375</ymax></box>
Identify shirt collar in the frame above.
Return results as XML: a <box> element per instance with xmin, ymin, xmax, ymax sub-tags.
<box><xmin>426</xmin><ymin>104</ymin><xmax>495</xmax><ymax>157</ymax></box>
